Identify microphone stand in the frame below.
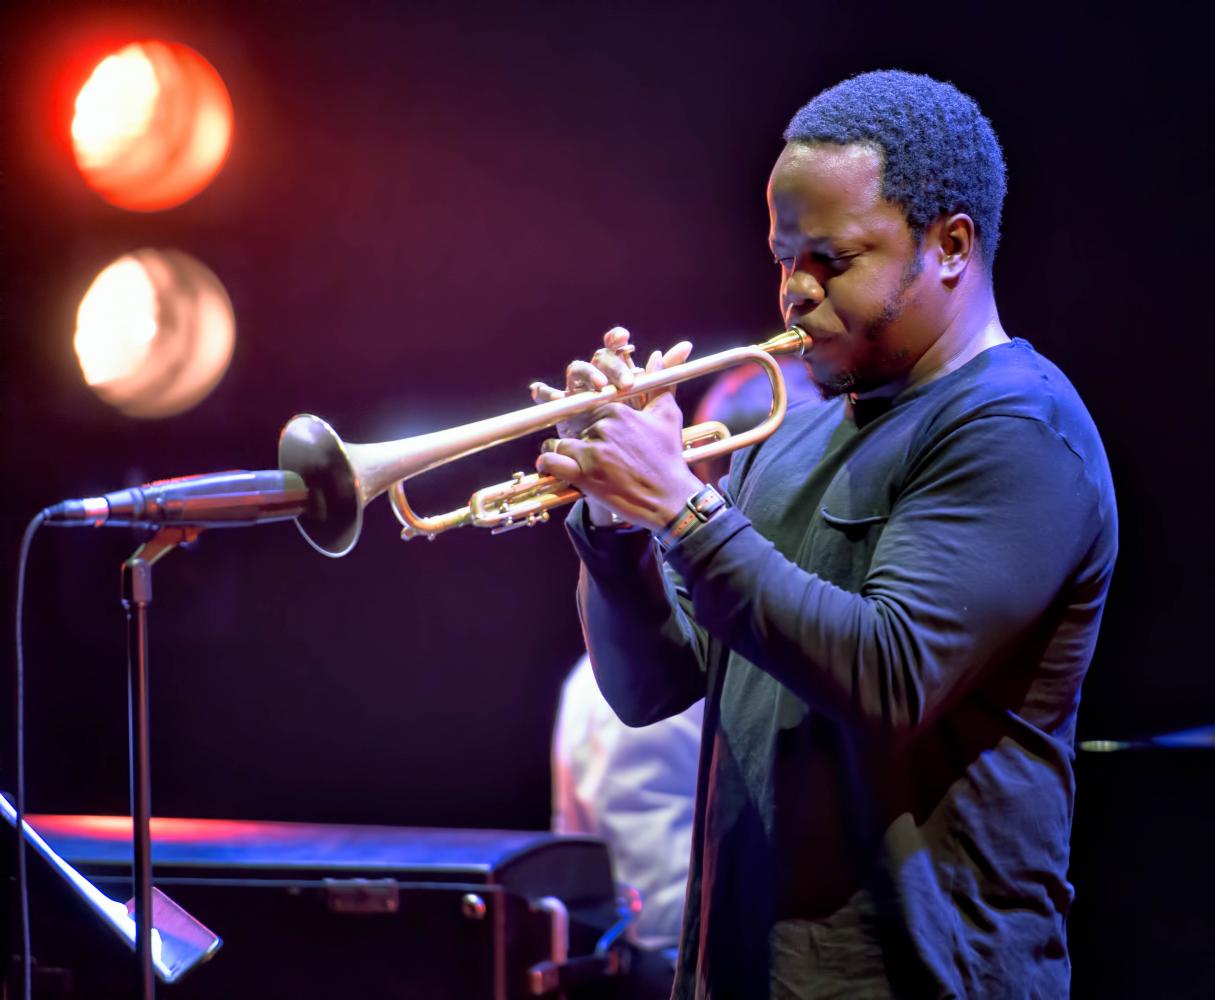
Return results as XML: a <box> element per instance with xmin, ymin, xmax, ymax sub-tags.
<box><xmin>121</xmin><ymin>525</ymin><xmax>201</xmax><ymax>1000</ymax></box>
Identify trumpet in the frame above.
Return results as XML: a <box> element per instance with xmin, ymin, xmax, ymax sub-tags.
<box><xmin>278</xmin><ymin>328</ymin><xmax>809</xmax><ymax>557</ymax></box>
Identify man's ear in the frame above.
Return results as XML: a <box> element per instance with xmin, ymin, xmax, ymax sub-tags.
<box><xmin>932</xmin><ymin>213</ymin><xmax>976</xmax><ymax>284</ymax></box>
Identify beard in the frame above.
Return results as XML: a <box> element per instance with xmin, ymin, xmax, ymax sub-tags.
<box><xmin>809</xmin><ymin>254</ymin><xmax>924</xmax><ymax>400</ymax></box>
<box><xmin>813</xmin><ymin>367</ymin><xmax>861</xmax><ymax>400</ymax></box>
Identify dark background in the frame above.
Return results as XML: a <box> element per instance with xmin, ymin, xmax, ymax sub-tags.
<box><xmin>1</xmin><ymin>0</ymin><xmax>1212</xmax><ymax>990</ymax></box>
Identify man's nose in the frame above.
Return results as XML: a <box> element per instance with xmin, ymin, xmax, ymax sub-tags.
<box><xmin>782</xmin><ymin>270</ymin><xmax>825</xmax><ymax>319</ymax></box>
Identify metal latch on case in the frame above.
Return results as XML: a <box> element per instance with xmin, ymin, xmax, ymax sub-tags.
<box><xmin>322</xmin><ymin>878</ymin><xmax>401</xmax><ymax>914</ymax></box>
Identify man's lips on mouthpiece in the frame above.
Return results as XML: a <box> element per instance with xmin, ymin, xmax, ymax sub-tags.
<box><xmin>785</xmin><ymin>316</ymin><xmax>834</xmax><ymax>341</ymax></box>
<box><xmin>791</xmin><ymin>326</ymin><xmax>834</xmax><ymax>349</ymax></box>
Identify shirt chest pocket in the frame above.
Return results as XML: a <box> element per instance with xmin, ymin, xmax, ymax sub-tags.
<box><xmin>819</xmin><ymin>508</ymin><xmax>890</xmax><ymax>539</ymax></box>
<box><xmin>803</xmin><ymin>503</ymin><xmax>891</xmax><ymax>587</ymax></box>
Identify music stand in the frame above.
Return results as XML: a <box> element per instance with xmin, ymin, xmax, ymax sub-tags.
<box><xmin>1</xmin><ymin>793</ymin><xmax>221</xmax><ymax>983</ymax></box>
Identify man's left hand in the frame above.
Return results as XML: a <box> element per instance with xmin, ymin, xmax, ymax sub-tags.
<box><xmin>534</xmin><ymin>340</ymin><xmax>704</xmax><ymax>532</ymax></box>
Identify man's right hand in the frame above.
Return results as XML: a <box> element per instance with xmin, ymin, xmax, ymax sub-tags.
<box><xmin>529</xmin><ymin>327</ymin><xmax>694</xmax><ymax>528</ymax></box>
<box><xmin>529</xmin><ymin>327</ymin><xmax>639</xmax><ymax>525</ymax></box>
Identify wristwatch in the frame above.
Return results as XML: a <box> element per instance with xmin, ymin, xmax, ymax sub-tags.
<box><xmin>657</xmin><ymin>484</ymin><xmax>728</xmax><ymax>550</ymax></box>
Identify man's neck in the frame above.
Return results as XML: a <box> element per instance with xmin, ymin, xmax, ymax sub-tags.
<box><xmin>852</xmin><ymin>296</ymin><xmax>1009</xmax><ymax>404</ymax></box>
<box><xmin>912</xmin><ymin>313</ymin><xmax>1010</xmax><ymax>387</ymax></box>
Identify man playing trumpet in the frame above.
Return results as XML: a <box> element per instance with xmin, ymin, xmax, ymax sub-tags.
<box><xmin>532</xmin><ymin>70</ymin><xmax>1117</xmax><ymax>998</ymax></box>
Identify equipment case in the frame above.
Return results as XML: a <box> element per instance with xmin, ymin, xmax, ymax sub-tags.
<box><xmin>5</xmin><ymin>814</ymin><xmax>625</xmax><ymax>999</ymax></box>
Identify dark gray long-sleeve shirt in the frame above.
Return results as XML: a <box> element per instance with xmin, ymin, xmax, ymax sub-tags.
<box><xmin>568</xmin><ymin>340</ymin><xmax>1118</xmax><ymax>998</ymax></box>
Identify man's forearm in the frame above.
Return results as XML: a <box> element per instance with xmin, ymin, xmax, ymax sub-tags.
<box><xmin>568</xmin><ymin>506</ymin><xmax>708</xmax><ymax>726</ymax></box>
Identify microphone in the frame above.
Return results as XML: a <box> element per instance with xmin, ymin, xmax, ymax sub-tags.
<box><xmin>42</xmin><ymin>470</ymin><xmax>308</xmax><ymax>528</ymax></box>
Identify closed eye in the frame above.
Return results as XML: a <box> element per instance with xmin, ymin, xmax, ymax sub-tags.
<box><xmin>815</xmin><ymin>252</ymin><xmax>854</xmax><ymax>267</ymax></box>
<box><xmin>773</xmin><ymin>253</ymin><xmax>854</xmax><ymax>272</ymax></box>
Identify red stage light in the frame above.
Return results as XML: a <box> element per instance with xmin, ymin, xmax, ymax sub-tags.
<box><xmin>70</xmin><ymin>41</ymin><xmax>233</xmax><ymax>211</ymax></box>
<box><xmin>74</xmin><ymin>249</ymin><xmax>236</xmax><ymax>418</ymax></box>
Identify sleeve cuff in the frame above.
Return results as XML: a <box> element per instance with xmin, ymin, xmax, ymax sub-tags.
<box><xmin>565</xmin><ymin>499</ymin><xmax>759</xmax><ymax>593</ymax></box>
<box><xmin>661</xmin><ymin>505</ymin><xmax>753</xmax><ymax>582</ymax></box>
<box><xmin>565</xmin><ymin>499</ymin><xmax>655</xmax><ymax>572</ymax></box>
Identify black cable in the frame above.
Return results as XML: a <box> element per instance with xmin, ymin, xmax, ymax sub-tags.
<box><xmin>13</xmin><ymin>511</ymin><xmax>46</xmax><ymax>1000</ymax></box>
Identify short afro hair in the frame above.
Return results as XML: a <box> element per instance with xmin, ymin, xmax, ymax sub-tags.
<box><xmin>784</xmin><ymin>70</ymin><xmax>1007</xmax><ymax>263</ymax></box>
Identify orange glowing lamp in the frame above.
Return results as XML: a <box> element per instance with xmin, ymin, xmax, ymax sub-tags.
<box><xmin>70</xmin><ymin>41</ymin><xmax>233</xmax><ymax>211</ymax></box>
<box><xmin>74</xmin><ymin>249</ymin><xmax>236</xmax><ymax>418</ymax></box>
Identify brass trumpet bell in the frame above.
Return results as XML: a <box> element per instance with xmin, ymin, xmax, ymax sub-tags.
<box><xmin>277</xmin><ymin>414</ymin><xmax>365</xmax><ymax>557</ymax></box>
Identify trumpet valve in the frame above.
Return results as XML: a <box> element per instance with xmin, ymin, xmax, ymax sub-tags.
<box><xmin>490</xmin><ymin>509</ymin><xmax>550</xmax><ymax>535</ymax></box>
